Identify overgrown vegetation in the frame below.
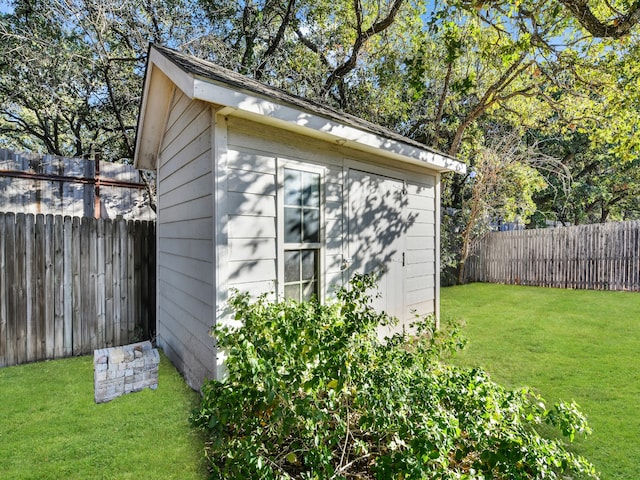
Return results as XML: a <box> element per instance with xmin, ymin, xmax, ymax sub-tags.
<box><xmin>192</xmin><ymin>275</ymin><xmax>597</xmax><ymax>479</ymax></box>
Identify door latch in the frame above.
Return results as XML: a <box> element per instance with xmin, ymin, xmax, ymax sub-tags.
<box><xmin>341</xmin><ymin>258</ymin><xmax>352</xmax><ymax>271</ymax></box>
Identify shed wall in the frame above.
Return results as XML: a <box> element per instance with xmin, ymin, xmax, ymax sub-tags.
<box><xmin>225</xmin><ymin>117</ymin><xmax>437</xmax><ymax>323</ymax></box>
<box><xmin>405</xmin><ymin>179</ymin><xmax>437</xmax><ymax>316</ymax></box>
<box><xmin>156</xmin><ymin>92</ymin><xmax>215</xmax><ymax>389</ymax></box>
<box><xmin>226</xmin><ymin>148</ymin><xmax>278</xmax><ymax>297</ymax></box>
<box><xmin>226</xmin><ymin>118</ymin><xmax>348</xmax><ymax>300</ymax></box>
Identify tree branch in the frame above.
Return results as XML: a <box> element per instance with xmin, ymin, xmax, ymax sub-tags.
<box><xmin>560</xmin><ymin>0</ymin><xmax>640</xmax><ymax>37</ymax></box>
<box><xmin>255</xmin><ymin>0</ymin><xmax>297</xmax><ymax>80</ymax></box>
<box><xmin>320</xmin><ymin>0</ymin><xmax>405</xmax><ymax>99</ymax></box>
<box><xmin>295</xmin><ymin>28</ymin><xmax>330</xmax><ymax>67</ymax></box>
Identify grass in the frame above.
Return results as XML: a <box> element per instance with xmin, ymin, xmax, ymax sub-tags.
<box><xmin>441</xmin><ymin>283</ymin><xmax>640</xmax><ymax>480</ymax></box>
<box><xmin>0</xmin><ymin>351</ymin><xmax>207</xmax><ymax>479</ymax></box>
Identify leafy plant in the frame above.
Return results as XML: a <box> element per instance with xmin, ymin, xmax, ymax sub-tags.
<box><xmin>191</xmin><ymin>274</ymin><xmax>598</xmax><ymax>479</ymax></box>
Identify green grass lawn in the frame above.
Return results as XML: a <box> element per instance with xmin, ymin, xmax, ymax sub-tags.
<box><xmin>441</xmin><ymin>283</ymin><xmax>640</xmax><ymax>480</ymax></box>
<box><xmin>0</xmin><ymin>351</ymin><xmax>206</xmax><ymax>479</ymax></box>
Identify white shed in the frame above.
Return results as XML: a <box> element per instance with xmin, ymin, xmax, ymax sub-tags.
<box><xmin>134</xmin><ymin>45</ymin><xmax>466</xmax><ymax>390</ymax></box>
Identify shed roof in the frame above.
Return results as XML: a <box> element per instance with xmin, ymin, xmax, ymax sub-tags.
<box><xmin>134</xmin><ymin>44</ymin><xmax>466</xmax><ymax>174</ymax></box>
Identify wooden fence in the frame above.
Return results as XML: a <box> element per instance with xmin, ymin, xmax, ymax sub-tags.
<box><xmin>0</xmin><ymin>212</ymin><xmax>155</xmax><ymax>368</ymax></box>
<box><xmin>465</xmin><ymin>221</ymin><xmax>640</xmax><ymax>291</ymax></box>
<box><xmin>0</xmin><ymin>149</ymin><xmax>155</xmax><ymax>220</ymax></box>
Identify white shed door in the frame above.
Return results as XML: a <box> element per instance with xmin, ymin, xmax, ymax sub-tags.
<box><xmin>347</xmin><ymin>169</ymin><xmax>405</xmax><ymax>324</ymax></box>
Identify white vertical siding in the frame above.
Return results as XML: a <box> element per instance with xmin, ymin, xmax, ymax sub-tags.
<box><xmin>156</xmin><ymin>92</ymin><xmax>215</xmax><ymax>390</ymax></box>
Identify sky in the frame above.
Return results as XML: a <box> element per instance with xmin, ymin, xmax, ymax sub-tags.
<box><xmin>0</xmin><ymin>1</ymin><xmax>12</xmax><ymax>14</ymax></box>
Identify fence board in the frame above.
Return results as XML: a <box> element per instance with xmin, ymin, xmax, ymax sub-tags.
<box><xmin>113</xmin><ymin>219</ymin><xmax>122</xmax><ymax>346</ymax></box>
<box><xmin>467</xmin><ymin>221</ymin><xmax>640</xmax><ymax>292</ymax></box>
<box><xmin>35</xmin><ymin>214</ymin><xmax>46</xmax><ymax>360</ymax></box>
<box><xmin>5</xmin><ymin>214</ymin><xmax>16</xmax><ymax>366</ymax></box>
<box><xmin>96</xmin><ymin>219</ymin><xmax>106</xmax><ymax>349</ymax></box>
<box><xmin>15</xmin><ymin>214</ymin><xmax>27</xmax><ymax>364</ymax></box>
<box><xmin>119</xmin><ymin>218</ymin><xmax>129</xmax><ymax>342</ymax></box>
<box><xmin>127</xmin><ymin>220</ymin><xmax>135</xmax><ymax>341</ymax></box>
<box><xmin>44</xmin><ymin>215</ymin><xmax>54</xmax><ymax>359</ymax></box>
<box><xmin>0</xmin><ymin>214</ymin><xmax>6</xmax><ymax>367</ymax></box>
<box><xmin>79</xmin><ymin>218</ymin><xmax>89</xmax><ymax>354</ymax></box>
<box><xmin>88</xmin><ymin>218</ymin><xmax>98</xmax><ymax>351</ymax></box>
<box><xmin>62</xmin><ymin>217</ymin><xmax>73</xmax><ymax>356</ymax></box>
<box><xmin>54</xmin><ymin>216</ymin><xmax>65</xmax><ymax>357</ymax></box>
<box><xmin>104</xmin><ymin>219</ymin><xmax>114</xmax><ymax>347</ymax></box>
<box><xmin>25</xmin><ymin>214</ymin><xmax>36</xmax><ymax>362</ymax></box>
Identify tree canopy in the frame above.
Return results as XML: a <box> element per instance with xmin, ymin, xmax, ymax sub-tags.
<box><xmin>1</xmin><ymin>0</ymin><xmax>639</xmax><ymax>228</ymax></box>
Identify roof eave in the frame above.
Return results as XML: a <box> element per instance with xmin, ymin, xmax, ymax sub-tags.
<box><xmin>193</xmin><ymin>76</ymin><xmax>465</xmax><ymax>174</ymax></box>
<box><xmin>135</xmin><ymin>46</ymin><xmax>467</xmax><ymax>175</ymax></box>
<box><xmin>216</xmin><ymin>104</ymin><xmax>466</xmax><ymax>174</ymax></box>
<box><xmin>134</xmin><ymin>47</ymin><xmax>192</xmax><ymax>170</ymax></box>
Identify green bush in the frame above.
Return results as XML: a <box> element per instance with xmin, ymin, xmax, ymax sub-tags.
<box><xmin>191</xmin><ymin>274</ymin><xmax>598</xmax><ymax>479</ymax></box>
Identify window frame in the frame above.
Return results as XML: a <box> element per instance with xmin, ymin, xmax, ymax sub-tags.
<box><xmin>276</xmin><ymin>158</ymin><xmax>325</xmax><ymax>302</ymax></box>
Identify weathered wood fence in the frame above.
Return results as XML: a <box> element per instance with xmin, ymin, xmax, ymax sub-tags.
<box><xmin>466</xmin><ymin>221</ymin><xmax>640</xmax><ymax>291</ymax></box>
<box><xmin>0</xmin><ymin>212</ymin><xmax>155</xmax><ymax>367</ymax></box>
<box><xmin>0</xmin><ymin>149</ymin><xmax>155</xmax><ymax>220</ymax></box>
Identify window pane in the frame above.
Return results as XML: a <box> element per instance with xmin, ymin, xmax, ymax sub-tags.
<box><xmin>303</xmin><ymin>172</ymin><xmax>320</xmax><ymax>207</ymax></box>
<box><xmin>301</xmin><ymin>250</ymin><xmax>316</xmax><ymax>280</ymax></box>
<box><xmin>284</xmin><ymin>169</ymin><xmax>302</xmax><ymax>206</ymax></box>
<box><xmin>302</xmin><ymin>281</ymin><xmax>316</xmax><ymax>301</ymax></box>
<box><xmin>303</xmin><ymin>208</ymin><xmax>319</xmax><ymax>243</ymax></box>
<box><xmin>284</xmin><ymin>207</ymin><xmax>302</xmax><ymax>243</ymax></box>
<box><xmin>284</xmin><ymin>284</ymin><xmax>300</xmax><ymax>301</ymax></box>
<box><xmin>284</xmin><ymin>251</ymin><xmax>300</xmax><ymax>282</ymax></box>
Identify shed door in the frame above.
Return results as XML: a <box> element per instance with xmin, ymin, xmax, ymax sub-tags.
<box><xmin>347</xmin><ymin>169</ymin><xmax>405</xmax><ymax>323</ymax></box>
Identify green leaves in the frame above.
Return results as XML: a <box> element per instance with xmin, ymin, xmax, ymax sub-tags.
<box><xmin>191</xmin><ymin>275</ymin><xmax>598</xmax><ymax>479</ymax></box>
<box><xmin>0</xmin><ymin>0</ymin><xmax>206</xmax><ymax>161</ymax></box>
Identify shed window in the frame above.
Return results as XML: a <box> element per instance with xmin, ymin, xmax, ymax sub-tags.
<box><xmin>283</xmin><ymin>168</ymin><xmax>321</xmax><ymax>301</ymax></box>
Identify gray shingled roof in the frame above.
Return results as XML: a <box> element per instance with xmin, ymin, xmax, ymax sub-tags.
<box><xmin>153</xmin><ymin>45</ymin><xmax>458</xmax><ymax>163</ymax></box>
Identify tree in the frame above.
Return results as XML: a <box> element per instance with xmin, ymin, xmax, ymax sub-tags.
<box><xmin>557</xmin><ymin>0</ymin><xmax>640</xmax><ymax>38</ymax></box>
<box><xmin>454</xmin><ymin>131</ymin><xmax>557</xmax><ymax>284</ymax></box>
<box><xmin>533</xmin><ymin>130</ymin><xmax>640</xmax><ymax>225</ymax></box>
<box><xmin>0</xmin><ymin>1</ymin><xmax>97</xmax><ymax>157</ymax></box>
<box><xmin>455</xmin><ymin>0</ymin><xmax>640</xmax><ymax>39</ymax></box>
<box><xmin>0</xmin><ymin>0</ymin><xmax>207</xmax><ymax>161</ymax></box>
<box><xmin>196</xmin><ymin>0</ymin><xmax>410</xmax><ymax>108</ymax></box>
<box><xmin>3</xmin><ymin>0</ymin><xmax>640</xmax><ymax>229</ymax></box>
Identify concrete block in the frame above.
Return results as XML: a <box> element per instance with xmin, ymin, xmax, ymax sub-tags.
<box><xmin>94</xmin><ymin>341</ymin><xmax>160</xmax><ymax>404</ymax></box>
<box><xmin>109</xmin><ymin>347</ymin><xmax>124</xmax><ymax>364</ymax></box>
